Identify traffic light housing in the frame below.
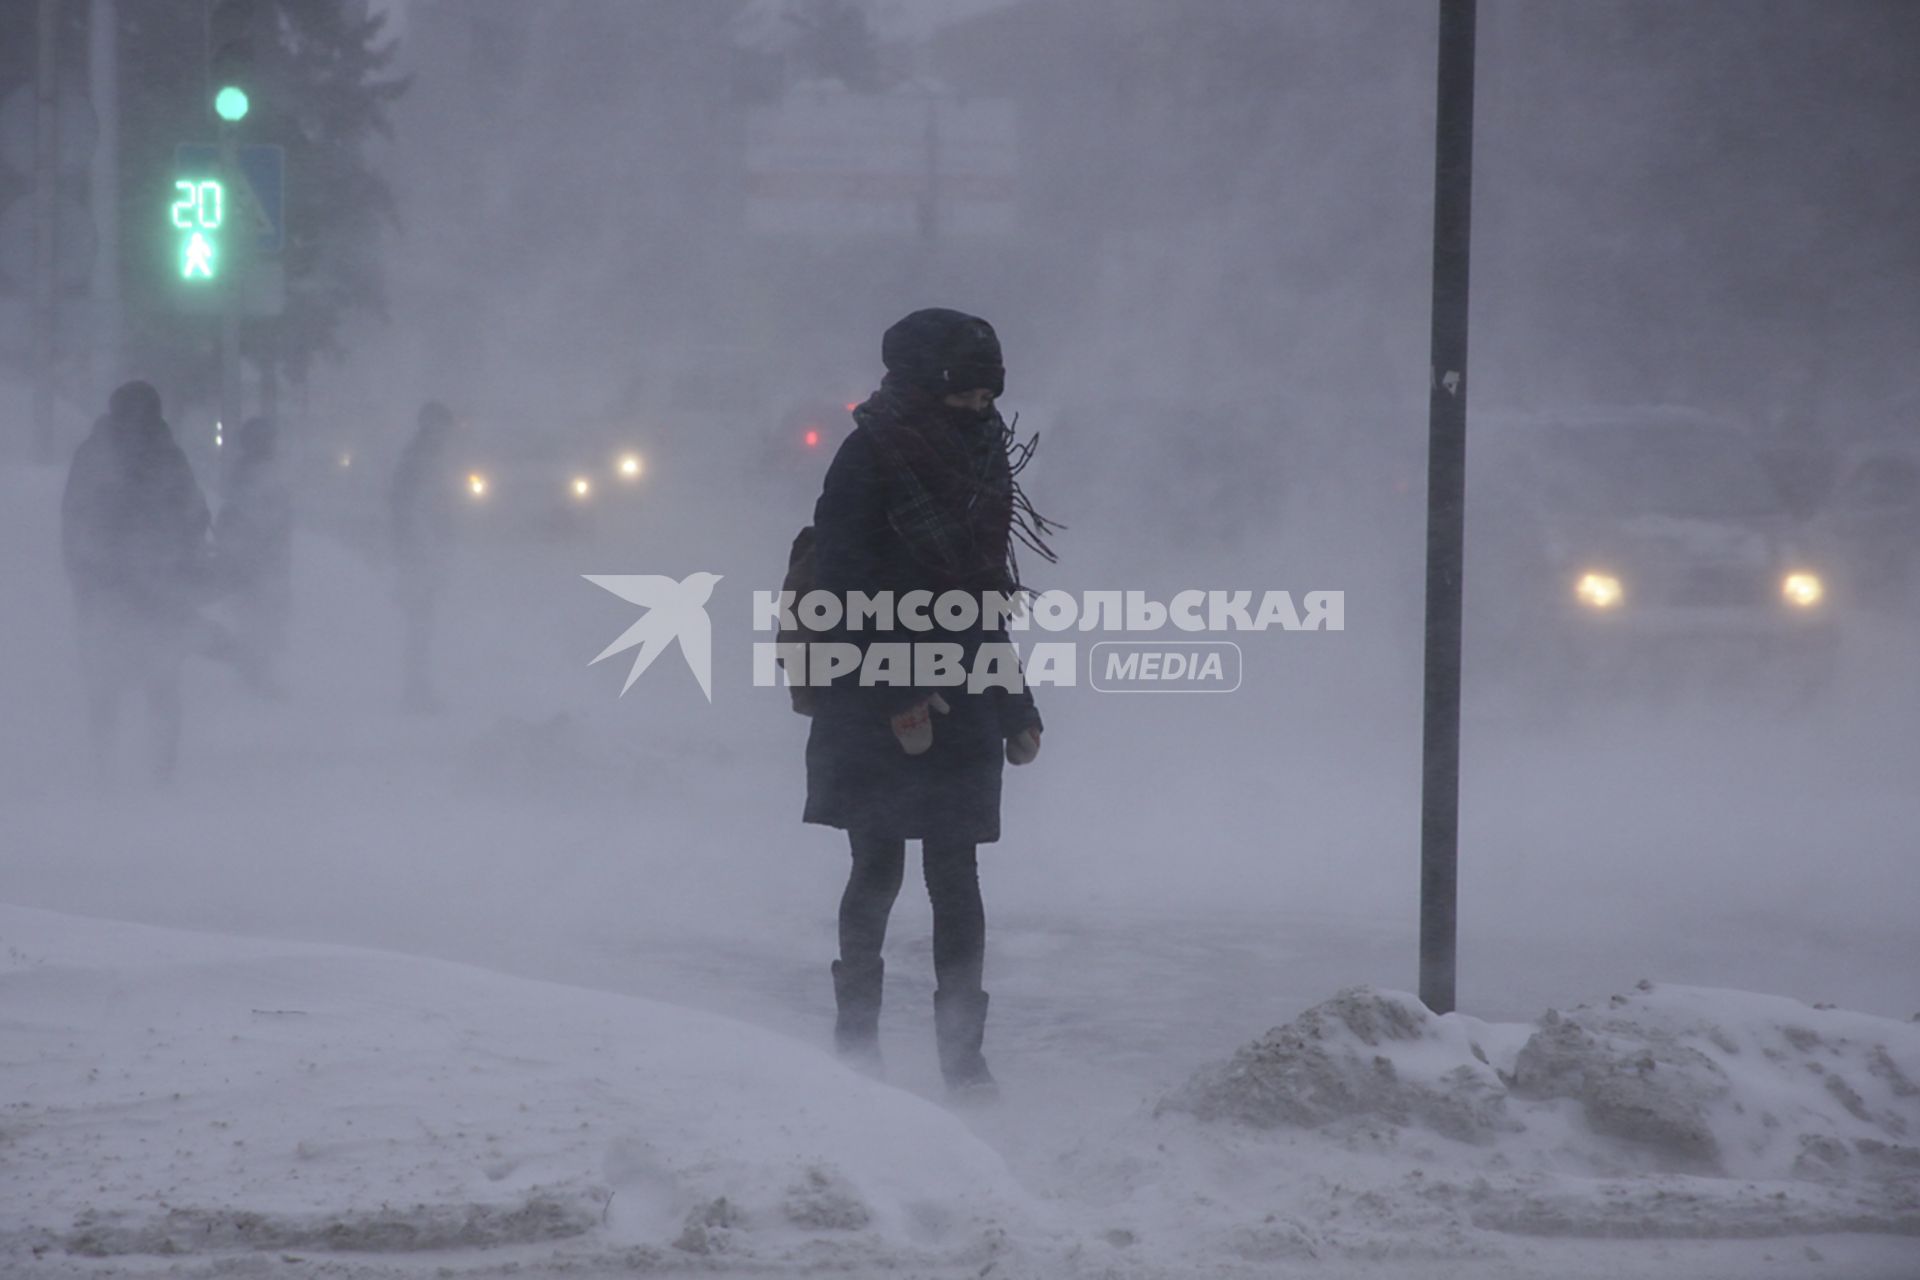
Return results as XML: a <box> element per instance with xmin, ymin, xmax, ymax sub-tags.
<box><xmin>207</xmin><ymin>0</ymin><xmax>257</xmax><ymax>123</ymax></box>
<box><xmin>183</xmin><ymin>1</ymin><xmax>256</xmax><ymax>287</ymax></box>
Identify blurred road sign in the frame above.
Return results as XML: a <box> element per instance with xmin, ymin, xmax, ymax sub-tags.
<box><xmin>174</xmin><ymin>142</ymin><xmax>284</xmax><ymax>253</ymax></box>
<box><xmin>746</xmin><ymin>88</ymin><xmax>1016</xmax><ymax>239</ymax></box>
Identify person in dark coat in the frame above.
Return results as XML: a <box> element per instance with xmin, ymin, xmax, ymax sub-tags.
<box><xmin>61</xmin><ymin>380</ymin><xmax>215</xmax><ymax>781</ymax></box>
<box><xmin>389</xmin><ymin>401</ymin><xmax>459</xmax><ymax>712</ymax></box>
<box><xmin>215</xmin><ymin>417</ymin><xmax>293</xmax><ymax>693</ymax></box>
<box><xmin>804</xmin><ymin>308</ymin><xmax>1057</xmax><ymax>1095</ymax></box>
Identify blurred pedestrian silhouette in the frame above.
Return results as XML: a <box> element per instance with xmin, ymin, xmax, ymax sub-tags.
<box><xmin>61</xmin><ymin>382</ymin><xmax>225</xmax><ymax>781</ymax></box>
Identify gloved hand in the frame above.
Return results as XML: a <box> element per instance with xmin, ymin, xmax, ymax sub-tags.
<box><xmin>1005</xmin><ymin>726</ymin><xmax>1042</xmax><ymax>766</ymax></box>
<box><xmin>890</xmin><ymin>692</ymin><xmax>951</xmax><ymax>755</ymax></box>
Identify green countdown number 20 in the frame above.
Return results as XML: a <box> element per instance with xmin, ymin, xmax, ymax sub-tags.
<box><xmin>170</xmin><ymin>180</ymin><xmax>225</xmax><ymax>231</ymax></box>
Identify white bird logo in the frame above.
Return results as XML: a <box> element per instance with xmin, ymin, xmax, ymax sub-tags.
<box><xmin>584</xmin><ymin>572</ymin><xmax>724</xmax><ymax>700</ymax></box>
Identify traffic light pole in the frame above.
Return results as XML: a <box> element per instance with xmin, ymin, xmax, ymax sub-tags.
<box><xmin>1419</xmin><ymin>0</ymin><xmax>1477</xmax><ymax>1016</ymax></box>
<box><xmin>219</xmin><ymin>117</ymin><xmax>241</xmax><ymax>447</ymax></box>
<box><xmin>88</xmin><ymin>0</ymin><xmax>123</xmax><ymax>400</ymax></box>
<box><xmin>32</xmin><ymin>0</ymin><xmax>60</xmax><ymax>462</ymax></box>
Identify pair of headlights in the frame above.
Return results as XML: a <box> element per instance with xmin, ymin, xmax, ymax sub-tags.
<box><xmin>465</xmin><ymin>453</ymin><xmax>646</xmax><ymax>503</ymax></box>
<box><xmin>1573</xmin><ymin>570</ymin><xmax>1824</xmax><ymax>610</ymax></box>
<box><xmin>468</xmin><ymin>473</ymin><xmax>593</xmax><ymax>501</ymax></box>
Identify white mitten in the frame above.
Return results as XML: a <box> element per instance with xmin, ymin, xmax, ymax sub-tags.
<box><xmin>890</xmin><ymin>693</ymin><xmax>951</xmax><ymax>755</ymax></box>
<box><xmin>1005</xmin><ymin>726</ymin><xmax>1042</xmax><ymax>766</ymax></box>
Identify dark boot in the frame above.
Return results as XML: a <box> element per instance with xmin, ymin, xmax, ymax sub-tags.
<box><xmin>933</xmin><ymin>988</ymin><xmax>997</xmax><ymax>1098</ymax></box>
<box><xmin>831</xmin><ymin>957</ymin><xmax>884</xmax><ymax>1073</ymax></box>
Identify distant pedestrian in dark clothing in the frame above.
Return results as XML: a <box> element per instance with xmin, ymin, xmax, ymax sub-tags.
<box><xmin>61</xmin><ymin>381</ymin><xmax>216</xmax><ymax>781</ymax></box>
<box><xmin>389</xmin><ymin>401</ymin><xmax>460</xmax><ymax>712</ymax></box>
<box><xmin>804</xmin><ymin>309</ymin><xmax>1058</xmax><ymax>1096</ymax></box>
<box><xmin>215</xmin><ymin>417</ymin><xmax>293</xmax><ymax>693</ymax></box>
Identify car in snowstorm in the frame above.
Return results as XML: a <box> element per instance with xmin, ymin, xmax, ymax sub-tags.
<box><xmin>1465</xmin><ymin>409</ymin><xmax>1838</xmax><ymax>713</ymax></box>
<box><xmin>1813</xmin><ymin>444</ymin><xmax>1920</xmax><ymax>613</ymax></box>
<box><xmin>457</xmin><ymin>433</ymin><xmax>652</xmax><ymax>541</ymax></box>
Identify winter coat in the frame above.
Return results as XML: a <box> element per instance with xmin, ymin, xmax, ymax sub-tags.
<box><xmin>802</xmin><ymin>397</ymin><xmax>1042</xmax><ymax>844</ymax></box>
<box><xmin>61</xmin><ymin>413</ymin><xmax>212</xmax><ymax>620</ymax></box>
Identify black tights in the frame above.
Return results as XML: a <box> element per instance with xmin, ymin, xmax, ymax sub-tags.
<box><xmin>839</xmin><ymin>831</ymin><xmax>985</xmax><ymax>994</ymax></box>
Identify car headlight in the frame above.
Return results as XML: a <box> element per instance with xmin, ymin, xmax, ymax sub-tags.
<box><xmin>571</xmin><ymin>476</ymin><xmax>592</xmax><ymax>500</ymax></box>
<box><xmin>467</xmin><ymin>472</ymin><xmax>489</xmax><ymax>499</ymax></box>
<box><xmin>1574</xmin><ymin>571</ymin><xmax>1624</xmax><ymax>610</ymax></box>
<box><xmin>617</xmin><ymin>452</ymin><xmax>644</xmax><ymax>480</ymax></box>
<box><xmin>1781</xmin><ymin>571</ymin><xmax>1823</xmax><ymax>608</ymax></box>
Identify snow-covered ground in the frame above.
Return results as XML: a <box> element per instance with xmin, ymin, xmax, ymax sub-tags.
<box><xmin>4</xmin><ymin>905</ymin><xmax>1916</xmax><ymax>1278</ymax></box>
<box><xmin>3</xmin><ymin>457</ymin><xmax>1917</xmax><ymax>1278</ymax></box>
<box><xmin>0</xmin><ymin>904</ymin><xmax>1040</xmax><ymax>1277</ymax></box>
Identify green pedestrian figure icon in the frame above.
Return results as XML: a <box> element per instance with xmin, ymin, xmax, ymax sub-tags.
<box><xmin>182</xmin><ymin>232</ymin><xmax>216</xmax><ymax>281</ymax></box>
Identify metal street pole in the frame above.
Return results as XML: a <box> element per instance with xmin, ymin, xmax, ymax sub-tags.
<box><xmin>33</xmin><ymin>0</ymin><xmax>61</xmax><ymax>462</ymax></box>
<box><xmin>89</xmin><ymin>0</ymin><xmax>121</xmax><ymax>398</ymax></box>
<box><xmin>1419</xmin><ymin>0</ymin><xmax>1478</xmax><ymax>1016</ymax></box>
<box><xmin>219</xmin><ymin>117</ymin><xmax>241</xmax><ymax>447</ymax></box>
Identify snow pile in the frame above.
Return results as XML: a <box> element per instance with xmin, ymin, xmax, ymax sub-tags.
<box><xmin>1166</xmin><ymin>983</ymin><xmax>1920</xmax><ymax>1185</ymax></box>
<box><xmin>0</xmin><ymin>905</ymin><xmax>1047</xmax><ymax>1274</ymax></box>
<box><xmin>1159</xmin><ymin>985</ymin><xmax>1522</xmax><ymax>1144</ymax></box>
<box><xmin>8</xmin><ymin>901</ymin><xmax>1920</xmax><ymax>1278</ymax></box>
<box><xmin>1508</xmin><ymin>985</ymin><xmax>1920</xmax><ymax>1184</ymax></box>
<box><xmin>1143</xmin><ymin>984</ymin><xmax>1920</xmax><ymax>1254</ymax></box>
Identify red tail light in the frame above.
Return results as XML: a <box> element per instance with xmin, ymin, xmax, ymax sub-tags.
<box><xmin>804</xmin><ymin>428</ymin><xmax>821</xmax><ymax>448</ymax></box>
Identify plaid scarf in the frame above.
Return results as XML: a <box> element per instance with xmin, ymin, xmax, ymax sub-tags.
<box><xmin>853</xmin><ymin>375</ymin><xmax>1059</xmax><ymax>594</ymax></box>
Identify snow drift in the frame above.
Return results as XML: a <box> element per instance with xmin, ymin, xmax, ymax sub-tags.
<box><xmin>1153</xmin><ymin>983</ymin><xmax>1920</xmax><ymax>1244</ymax></box>
<box><xmin>7</xmin><ymin>906</ymin><xmax>1920</xmax><ymax>1278</ymax></box>
<box><xmin>0</xmin><ymin>904</ymin><xmax>1042</xmax><ymax>1273</ymax></box>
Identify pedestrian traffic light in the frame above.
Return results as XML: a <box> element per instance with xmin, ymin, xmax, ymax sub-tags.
<box><xmin>207</xmin><ymin>0</ymin><xmax>257</xmax><ymax>123</ymax></box>
<box><xmin>171</xmin><ymin>176</ymin><xmax>224</xmax><ymax>282</ymax></box>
